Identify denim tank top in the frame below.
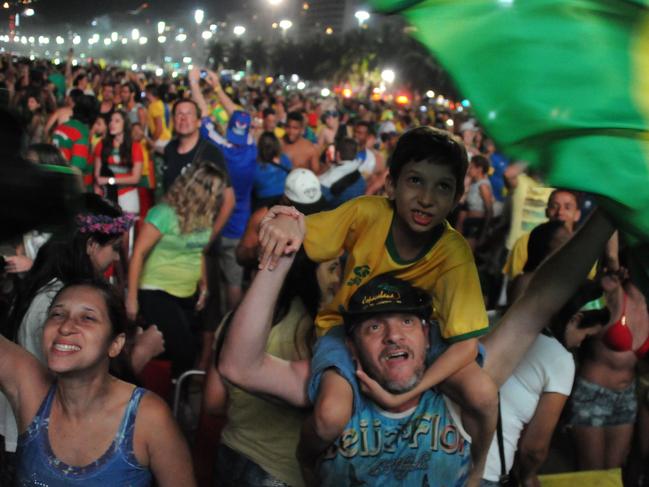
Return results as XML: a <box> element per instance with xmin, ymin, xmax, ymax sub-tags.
<box><xmin>16</xmin><ymin>384</ymin><xmax>152</xmax><ymax>486</ymax></box>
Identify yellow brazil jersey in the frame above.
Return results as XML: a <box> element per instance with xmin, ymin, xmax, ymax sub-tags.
<box><xmin>304</xmin><ymin>196</ymin><xmax>489</xmax><ymax>341</ymax></box>
<box><xmin>147</xmin><ymin>99</ymin><xmax>172</xmax><ymax>142</ymax></box>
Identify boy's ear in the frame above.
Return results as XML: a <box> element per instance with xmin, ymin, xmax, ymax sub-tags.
<box><xmin>384</xmin><ymin>174</ymin><xmax>396</xmax><ymax>200</ymax></box>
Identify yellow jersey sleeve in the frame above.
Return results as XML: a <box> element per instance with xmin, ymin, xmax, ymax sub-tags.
<box><xmin>502</xmin><ymin>232</ymin><xmax>530</xmax><ymax>279</ymax></box>
<box><xmin>304</xmin><ymin>198</ymin><xmax>363</xmax><ymax>263</ymax></box>
<box><xmin>431</xmin><ymin>232</ymin><xmax>489</xmax><ymax>341</ymax></box>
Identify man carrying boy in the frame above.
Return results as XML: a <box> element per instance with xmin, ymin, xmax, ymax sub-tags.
<box><xmin>259</xmin><ymin>126</ymin><xmax>496</xmax><ymax>485</ymax></box>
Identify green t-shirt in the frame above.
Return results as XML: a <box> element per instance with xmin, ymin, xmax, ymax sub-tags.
<box><xmin>140</xmin><ymin>203</ymin><xmax>210</xmax><ymax>298</ymax></box>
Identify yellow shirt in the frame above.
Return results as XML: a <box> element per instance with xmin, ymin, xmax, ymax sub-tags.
<box><xmin>146</xmin><ymin>99</ymin><xmax>172</xmax><ymax>142</ymax></box>
<box><xmin>506</xmin><ymin>174</ymin><xmax>554</xmax><ymax>250</ymax></box>
<box><xmin>305</xmin><ymin>196</ymin><xmax>488</xmax><ymax>341</ymax></box>
<box><xmin>220</xmin><ymin>298</ymin><xmax>311</xmax><ymax>487</ymax></box>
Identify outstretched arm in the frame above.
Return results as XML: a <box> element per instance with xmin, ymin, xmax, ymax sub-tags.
<box><xmin>218</xmin><ymin>253</ymin><xmax>311</xmax><ymax>406</ymax></box>
<box><xmin>188</xmin><ymin>68</ymin><xmax>210</xmax><ymax>118</ymax></box>
<box><xmin>482</xmin><ymin>208</ymin><xmax>614</xmax><ymax>387</ymax></box>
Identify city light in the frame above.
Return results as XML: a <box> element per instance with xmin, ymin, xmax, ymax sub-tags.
<box><xmin>158</xmin><ymin>35</ymin><xmax>167</xmax><ymax>43</ymax></box>
<box><xmin>175</xmin><ymin>33</ymin><xmax>187</xmax><ymax>42</ymax></box>
<box><xmin>111</xmin><ymin>32</ymin><xmax>118</xmax><ymax>42</ymax></box>
<box><xmin>157</xmin><ymin>21</ymin><xmax>166</xmax><ymax>35</ymax></box>
<box><xmin>194</xmin><ymin>9</ymin><xmax>204</xmax><ymax>25</ymax></box>
<box><xmin>24</xmin><ymin>8</ymin><xmax>34</xmax><ymax>16</ymax></box>
<box><xmin>2</xmin><ymin>3</ymin><xmax>8</xmax><ymax>9</ymax></box>
<box><xmin>121</xmin><ymin>38</ymin><xmax>128</xmax><ymax>44</ymax></box>
<box><xmin>233</xmin><ymin>25</ymin><xmax>246</xmax><ymax>36</ymax></box>
<box><xmin>320</xmin><ymin>88</ymin><xmax>331</xmax><ymax>97</ymax></box>
<box><xmin>139</xmin><ymin>36</ymin><xmax>148</xmax><ymax>45</ymax></box>
<box><xmin>28</xmin><ymin>36</ymin><xmax>34</xmax><ymax>44</ymax></box>
<box><xmin>425</xmin><ymin>90</ymin><xmax>435</xmax><ymax>98</ymax></box>
<box><xmin>297</xmin><ymin>81</ymin><xmax>306</xmax><ymax>90</ymax></box>
<box><xmin>325</xmin><ymin>26</ymin><xmax>333</xmax><ymax>35</ymax></box>
<box><xmin>354</xmin><ymin>10</ymin><xmax>370</xmax><ymax>25</ymax></box>
<box><xmin>131</xmin><ymin>28</ymin><xmax>140</xmax><ymax>41</ymax></box>
<box><xmin>210</xmin><ymin>24</ymin><xmax>217</xmax><ymax>32</ymax></box>
<box><xmin>342</xmin><ymin>88</ymin><xmax>352</xmax><ymax>98</ymax></box>
<box><xmin>72</xmin><ymin>35</ymin><xmax>81</xmax><ymax>45</ymax></box>
<box><xmin>55</xmin><ymin>36</ymin><xmax>64</xmax><ymax>45</ymax></box>
<box><xmin>396</xmin><ymin>95</ymin><xmax>410</xmax><ymax>105</ymax></box>
<box><xmin>201</xmin><ymin>31</ymin><xmax>212</xmax><ymax>40</ymax></box>
<box><xmin>381</xmin><ymin>69</ymin><xmax>395</xmax><ymax>84</ymax></box>
<box><xmin>103</xmin><ymin>38</ymin><xmax>111</xmax><ymax>46</ymax></box>
<box><xmin>182</xmin><ymin>56</ymin><xmax>192</xmax><ymax>64</ymax></box>
<box><xmin>279</xmin><ymin>19</ymin><xmax>292</xmax><ymax>31</ymax></box>
<box><xmin>268</xmin><ymin>0</ymin><xmax>283</xmax><ymax>5</ymax></box>
<box><xmin>155</xmin><ymin>67</ymin><xmax>164</xmax><ymax>76</ymax></box>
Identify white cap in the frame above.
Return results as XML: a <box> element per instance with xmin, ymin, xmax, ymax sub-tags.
<box><xmin>284</xmin><ymin>169</ymin><xmax>322</xmax><ymax>204</ymax></box>
<box><xmin>459</xmin><ymin>119</ymin><xmax>478</xmax><ymax>132</ymax></box>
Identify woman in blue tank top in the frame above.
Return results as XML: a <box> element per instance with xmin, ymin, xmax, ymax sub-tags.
<box><xmin>0</xmin><ymin>279</ymin><xmax>195</xmax><ymax>486</ymax></box>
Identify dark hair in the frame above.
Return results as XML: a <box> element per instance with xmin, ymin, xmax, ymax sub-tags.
<box><xmin>262</xmin><ymin>107</ymin><xmax>276</xmax><ymax>118</ymax></box>
<box><xmin>6</xmin><ymin>194</ymin><xmax>123</xmax><ymax>341</ymax></box>
<box><xmin>72</xmin><ymin>73</ymin><xmax>87</xmax><ymax>87</ymax></box>
<box><xmin>548</xmin><ymin>188</ymin><xmax>581</xmax><ymax>209</ymax></box>
<box><xmin>68</xmin><ymin>88</ymin><xmax>84</xmax><ymax>104</ymax></box>
<box><xmin>172</xmin><ymin>98</ymin><xmax>200</xmax><ymax>119</ymax></box>
<box><xmin>52</xmin><ymin>278</ymin><xmax>137</xmax><ymax>381</ymax></box>
<box><xmin>471</xmin><ymin>154</ymin><xmax>490</xmax><ymax>175</ymax></box>
<box><xmin>72</xmin><ymin>94</ymin><xmax>99</xmax><ymax>126</ymax></box>
<box><xmin>388</xmin><ymin>126</ymin><xmax>468</xmax><ymax>198</ymax></box>
<box><xmin>258</xmin><ymin>131</ymin><xmax>281</xmax><ymax>163</ymax></box>
<box><xmin>549</xmin><ymin>281</ymin><xmax>609</xmax><ymax>348</ymax></box>
<box><xmin>286</xmin><ymin>111</ymin><xmax>304</xmax><ymax>125</ymax></box>
<box><xmin>354</xmin><ymin>120</ymin><xmax>373</xmax><ymax>135</ymax></box>
<box><xmin>25</xmin><ymin>143</ymin><xmax>68</xmax><ymax>167</ymax></box>
<box><xmin>524</xmin><ymin>220</ymin><xmax>567</xmax><ymax>273</ymax></box>
<box><xmin>336</xmin><ymin>137</ymin><xmax>358</xmax><ymax>161</ymax></box>
<box><xmin>100</xmin><ymin>110</ymin><xmax>133</xmax><ymax>170</ymax></box>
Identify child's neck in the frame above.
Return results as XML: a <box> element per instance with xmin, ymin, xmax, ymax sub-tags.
<box><xmin>390</xmin><ymin>218</ymin><xmax>437</xmax><ymax>262</ymax></box>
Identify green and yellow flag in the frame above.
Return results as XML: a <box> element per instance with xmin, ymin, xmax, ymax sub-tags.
<box><xmin>370</xmin><ymin>0</ymin><xmax>649</xmax><ymax>236</ymax></box>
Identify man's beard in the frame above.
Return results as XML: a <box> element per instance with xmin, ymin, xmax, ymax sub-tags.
<box><xmin>382</xmin><ymin>365</ymin><xmax>424</xmax><ymax>394</ymax></box>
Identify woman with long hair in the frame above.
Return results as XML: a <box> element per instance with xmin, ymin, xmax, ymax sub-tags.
<box><xmin>127</xmin><ymin>161</ymin><xmax>225</xmax><ymax>376</ymax></box>
<box><xmin>0</xmin><ymin>279</ymin><xmax>194</xmax><ymax>486</ymax></box>
<box><xmin>252</xmin><ymin>131</ymin><xmax>292</xmax><ymax>209</ymax></box>
<box><xmin>94</xmin><ymin>110</ymin><xmax>143</xmax><ymax>216</ymax></box>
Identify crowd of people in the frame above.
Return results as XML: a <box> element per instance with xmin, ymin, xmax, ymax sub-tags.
<box><xmin>0</xmin><ymin>50</ymin><xmax>648</xmax><ymax>487</ymax></box>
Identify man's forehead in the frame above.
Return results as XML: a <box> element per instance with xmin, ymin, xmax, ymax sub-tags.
<box><xmin>550</xmin><ymin>191</ymin><xmax>577</xmax><ymax>206</ymax></box>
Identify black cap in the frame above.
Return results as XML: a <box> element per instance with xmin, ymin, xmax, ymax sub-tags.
<box><xmin>341</xmin><ymin>274</ymin><xmax>432</xmax><ymax>334</ymax></box>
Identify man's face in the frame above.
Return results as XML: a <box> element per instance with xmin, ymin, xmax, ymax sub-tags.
<box><xmin>354</xmin><ymin>125</ymin><xmax>369</xmax><ymax>148</ymax></box>
<box><xmin>173</xmin><ymin>101</ymin><xmax>200</xmax><ymax>137</ymax></box>
<box><xmin>546</xmin><ymin>191</ymin><xmax>580</xmax><ymax>232</ymax></box>
<box><xmin>102</xmin><ymin>85</ymin><xmax>114</xmax><ymax>103</ymax></box>
<box><xmin>285</xmin><ymin>119</ymin><xmax>303</xmax><ymax>143</ymax></box>
<box><xmin>349</xmin><ymin>313</ymin><xmax>428</xmax><ymax>397</ymax></box>
<box><xmin>263</xmin><ymin>113</ymin><xmax>277</xmax><ymax>132</ymax></box>
<box><xmin>120</xmin><ymin>86</ymin><xmax>133</xmax><ymax>105</ymax></box>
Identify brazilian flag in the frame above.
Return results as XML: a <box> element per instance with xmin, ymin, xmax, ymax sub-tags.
<box><xmin>369</xmin><ymin>0</ymin><xmax>649</xmax><ymax>289</ymax></box>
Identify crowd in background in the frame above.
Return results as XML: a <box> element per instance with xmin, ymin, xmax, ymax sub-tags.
<box><xmin>0</xmin><ymin>51</ymin><xmax>648</xmax><ymax>487</ymax></box>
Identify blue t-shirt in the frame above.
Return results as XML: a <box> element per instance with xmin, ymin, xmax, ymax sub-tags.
<box><xmin>200</xmin><ymin>117</ymin><xmax>257</xmax><ymax>239</ymax></box>
<box><xmin>253</xmin><ymin>154</ymin><xmax>292</xmax><ymax>200</ymax></box>
<box><xmin>488</xmin><ymin>152</ymin><xmax>509</xmax><ymax>202</ymax></box>
<box><xmin>314</xmin><ymin>375</ymin><xmax>470</xmax><ymax>486</ymax></box>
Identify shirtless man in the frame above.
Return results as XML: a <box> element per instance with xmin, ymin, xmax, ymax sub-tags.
<box><xmin>281</xmin><ymin>111</ymin><xmax>320</xmax><ymax>174</ymax></box>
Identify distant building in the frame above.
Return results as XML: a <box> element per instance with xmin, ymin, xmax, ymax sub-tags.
<box><xmin>299</xmin><ymin>0</ymin><xmax>359</xmax><ymax>37</ymax></box>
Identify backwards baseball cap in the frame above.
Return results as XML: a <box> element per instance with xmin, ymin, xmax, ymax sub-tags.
<box><xmin>226</xmin><ymin>110</ymin><xmax>252</xmax><ymax>145</ymax></box>
<box><xmin>341</xmin><ymin>274</ymin><xmax>432</xmax><ymax>334</ymax></box>
<box><xmin>284</xmin><ymin>168</ymin><xmax>328</xmax><ymax>214</ymax></box>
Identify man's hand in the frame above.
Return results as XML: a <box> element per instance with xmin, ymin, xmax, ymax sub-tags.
<box><xmin>355</xmin><ymin>361</ymin><xmax>421</xmax><ymax>410</ymax></box>
<box><xmin>257</xmin><ymin>205</ymin><xmax>305</xmax><ymax>271</ymax></box>
<box><xmin>4</xmin><ymin>255</ymin><xmax>33</xmax><ymax>274</ymax></box>
<box><xmin>188</xmin><ymin>67</ymin><xmax>201</xmax><ymax>85</ymax></box>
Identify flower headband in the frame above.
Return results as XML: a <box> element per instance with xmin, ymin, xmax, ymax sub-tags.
<box><xmin>76</xmin><ymin>214</ymin><xmax>135</xmax><ymax>235</ymax></box>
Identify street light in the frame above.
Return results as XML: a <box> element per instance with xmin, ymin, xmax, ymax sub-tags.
<box><xmin>194</xmin><ymin>9</ymin><xmax>204</xmax><ymax>25</ymax></box>
<box><xmin>233</xmin><ymin>25</ymin><xmax>246</xmax><ymax>36</ymax></box>
<box><xmin>72</xmin><ymin>35</ymin><xmax>81</xmax><ymax>45</ymax></box>
<box><xmin>201</xmin><ymin>31</ymin><xmax>212</xmax><ymax>40</ymax></box>
<box><xmin>268</xmin><ymin>0</ymin><xmax>283</xmax><ymax>5</ymax></box>
<box><xmin>55</xmin><ymin>36</ymin><xmax>64</xmax><ymax>45</ymax></box>
<box><xmin>354</xmin><ymin>10</ymin><xmax>370</xmax><ymax>26</ymax></box>
<box><xmin>131</xmin><ymin>28</ymin><xmax>140</xmax><ymax>41</ymax></box>
<box><xmin>139</xmin><ymin>37</ymin><xmax>148</xmax><ymax>45</ymax></box>
<box><xmin>158</xmin><ymin>35</ymin><xmax>167</xmax><ymax>43</ymax></box>
<box><xmin>175</xmin><ymin>33</ymin><xmax>187</xmax><ymax>42</ymax></box>
<box><xmin>111</xmin><ymin>32</ymin><xmax>118</xmax><ymax>42</ymax></box>
<box><xmin>381</xmin><ymin>69</ymin><xmax>395</xmax><ymax>84</ymax></box>
<box><xmin>24</xmin><ymin>8</ymin><xmax>34</xmax><ymax>16</ymax></box>
<box><xmin>279</xmin><ymin>19</ymin><xmax>292</xmax><ymax>31</ymax></box>
<box><xmin>157</xmin><ymin>21</ymin><xmax>166</xmax><ymax>35</ymax></box>
<box><xmin>104</xmin><ymin>38</ymin><xmax>111</xmax><ymax>46</ymax></box>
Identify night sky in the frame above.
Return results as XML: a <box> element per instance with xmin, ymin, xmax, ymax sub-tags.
<box><xmin>24</xmin><ymin>0</ymin><xmax>241</xmax><ymax>27</ymax></box>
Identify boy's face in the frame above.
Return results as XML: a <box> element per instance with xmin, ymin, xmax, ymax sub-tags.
<box><xmin>386</xmin><ymin>160</ymin><xmax>458</xmax><ymax>235</ymax></box>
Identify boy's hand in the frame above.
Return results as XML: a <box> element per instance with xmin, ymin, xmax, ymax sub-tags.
<box><xmin>258</xmin><ymin>205</ymin><xmax>305</xmax><ymax>271</ymax></box>
<box><xmin>355</xmin><ymin>361</ymin><xmax>422</xmax><ymax>409</ymax></box>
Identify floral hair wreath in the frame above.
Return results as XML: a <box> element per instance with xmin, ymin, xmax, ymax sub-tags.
<box><xmin>76</xmin><ymin>214</ymin><xmax>135</xmax><ymax>235</ymax></box>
